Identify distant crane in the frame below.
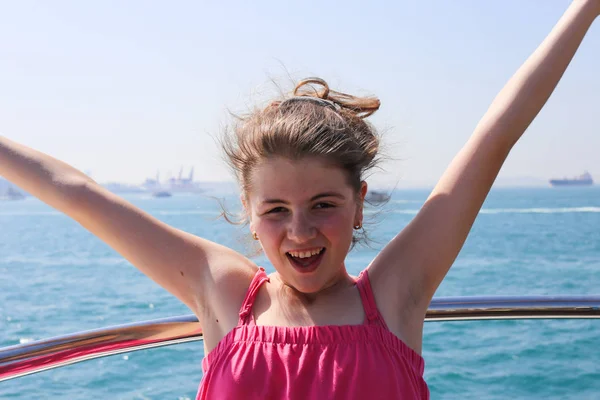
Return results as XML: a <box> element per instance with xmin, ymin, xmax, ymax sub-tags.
<box><xmin>144</xmin><ymin>167</ymin><xmax>201</xmax><ymax>194</ymax></box>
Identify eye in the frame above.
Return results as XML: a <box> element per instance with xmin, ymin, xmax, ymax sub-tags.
<box><xmin>314</xmin><ymin>202</ymin><xmax>334</xmax><ymax>209</ymax></box>
<box><xmin>266</xmin><ymin>206</ymin><xmax>287</xmax><ymax>214</ymax></box>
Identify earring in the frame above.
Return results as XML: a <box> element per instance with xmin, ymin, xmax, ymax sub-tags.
<box><xmin>353</xmin><ymin>223</ymin><xmax>362</xmax><ymax>230</ymax></box>
<box><xmin>252</xmin><ymin>232</ymin><xmax>259</xmax><ymax>240</ymax></box>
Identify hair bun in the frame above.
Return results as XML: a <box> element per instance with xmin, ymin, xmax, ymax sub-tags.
<box><xmin>293</xmin><ymin>77</ymin><xmax>380</xmax><ymax>119</ymax></box>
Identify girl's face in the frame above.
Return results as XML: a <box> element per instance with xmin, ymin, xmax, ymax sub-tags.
<box><xmin>247</xmin><ymin>157</ymin><xmax>366</xmax><ymax>294</ymax></box>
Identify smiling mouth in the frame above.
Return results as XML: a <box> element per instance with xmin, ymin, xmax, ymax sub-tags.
<box><xmin>286</xmin><ymin>248</ymin><xmax>325</xmax><ymax>272</ymax></box>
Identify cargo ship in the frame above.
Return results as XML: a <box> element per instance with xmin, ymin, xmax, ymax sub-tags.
<box><xmin>549</xmin><ymin>171</ymin><xmax>593</xmax><ymax>187</ymax></box>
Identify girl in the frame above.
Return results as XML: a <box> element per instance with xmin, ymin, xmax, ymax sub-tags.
<box><xmin>1</xmin><ymin>1</ymin><xmax>599</xmax><ymax>398</ymax></box>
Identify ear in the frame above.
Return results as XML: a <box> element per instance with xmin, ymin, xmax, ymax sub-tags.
<box><xmin>240</xmin><ymin>193</ymin><xmax>248</xmax><ymax>211</ymax></box>
<box><xmin>359</xmin><ymin>181</ymin><xmax>368</xmax><ymax>202</ymax></box>
<box><xmin>241</xmin><ymin>193</ymin><xmax>254</xmax><ymax>232</ymax></box>
<box><xmin>355</xmin><ymin>181</ymin><xmax>368</xmax><ymax>224</ymax></box>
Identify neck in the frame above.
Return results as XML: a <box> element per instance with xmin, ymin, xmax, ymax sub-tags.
<box><xmin>274</xmin><ymin>267</ymin><xmax>355</xmax><ymax>304</ymax></box>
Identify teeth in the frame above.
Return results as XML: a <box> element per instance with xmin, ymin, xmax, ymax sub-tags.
<box><xmin>288</xmin><ymin>248</ymin><xmax>323</xmax><ymax>258</ymax></box>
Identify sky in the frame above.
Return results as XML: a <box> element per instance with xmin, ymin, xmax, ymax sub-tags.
<box><xmin>1</xmin><ymin>0</ymin><xmax>599</xmax><ymax>188</ymax></box>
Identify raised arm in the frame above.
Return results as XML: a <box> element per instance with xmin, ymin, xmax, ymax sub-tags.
<box><xmin>371</xmin><ymin>1</ymin><xmax>600</xmax><ymax>311</ymax></box>
<box><xmin>0</xmin><ymin>136</ymin><xmax>256</xmax><ymax>316</ymax></box>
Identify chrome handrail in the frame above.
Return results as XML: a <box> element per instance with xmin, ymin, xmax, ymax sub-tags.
<box><xmin>1</xmin><ymin>295</ymin><xmax>599</xmax><ymax>382</ymax></box>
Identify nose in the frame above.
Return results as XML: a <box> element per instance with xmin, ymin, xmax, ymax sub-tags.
<box><xmin>287</xmin><ymin>211</ymin><xmax>317</xmax><ymax>243</ymax></box>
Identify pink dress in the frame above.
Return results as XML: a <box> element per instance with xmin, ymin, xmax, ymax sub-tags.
<box><xmin>197</xmin><ymin>267</ymin><xmax>429</xmax><ymax>399</ymax></box>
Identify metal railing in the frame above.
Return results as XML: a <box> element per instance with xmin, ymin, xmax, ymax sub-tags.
<box><xmin>2</xmin><ymin>295</ymin><xmax>599</xmax><ymax>382</ymax></box>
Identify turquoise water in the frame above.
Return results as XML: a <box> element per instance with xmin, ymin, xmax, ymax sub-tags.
<box><xmin>1</xmin><ymin>187</ymin><xmax>600</xmax><ymax>399</ymax></box>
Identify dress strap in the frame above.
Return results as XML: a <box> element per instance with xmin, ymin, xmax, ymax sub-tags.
<box><xmin>238</xmin><ymin>267</ymin><xmax>270</xmax><ymax>326</ymax></box>
<box><xmin>356</xmin><ymin>269</ymin><xmax>389</xmax><ymax>329</ymax></box>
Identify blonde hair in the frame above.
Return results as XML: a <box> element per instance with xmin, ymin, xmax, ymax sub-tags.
<box><xmin>221</xmin><ymin>78</ymin><xmax>382</xmax><ymax>244</ymax></box>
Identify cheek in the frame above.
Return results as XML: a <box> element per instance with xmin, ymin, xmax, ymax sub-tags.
<box><xmin>316</xmin><ymin>212</ymin><xmax>354</xmax><ymax>242</ymax></box>
<box><xmin>254</xmin><ymin>209</ymin><xmax>354</xmax><ymax>248</ymax></box>
<box><xmin>255</xmin><ymin>220</ymin><xmax>285</xmax><ymax>250</ymax></box>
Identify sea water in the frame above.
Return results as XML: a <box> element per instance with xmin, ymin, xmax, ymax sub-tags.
<box><xmin>1</xmin><ymin>187</ymin><xmax>599</xmax><ymax>399</ymax></box>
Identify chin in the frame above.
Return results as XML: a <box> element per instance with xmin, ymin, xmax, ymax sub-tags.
<box><xmin>287</xmin><ymin>265</ymin><xmax>343</xmax><ymax>295</ymax></box>
<box><xmin>290</xmin><ymin>280</ymin><xmax>325</xmax><ymax>295</ymax></box>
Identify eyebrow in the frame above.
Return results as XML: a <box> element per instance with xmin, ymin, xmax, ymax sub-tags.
<box><xmin>262</xmin><ymin>192</ymin><xmax>346</xmax><ymax>204</ymax></box>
